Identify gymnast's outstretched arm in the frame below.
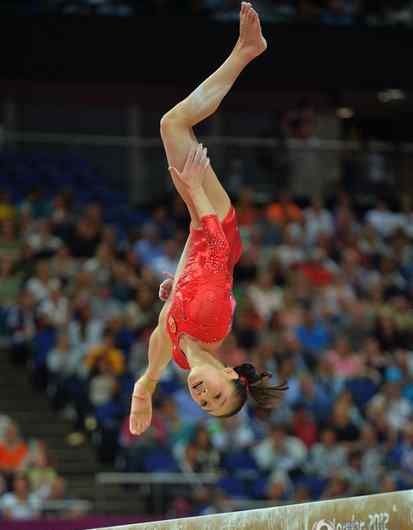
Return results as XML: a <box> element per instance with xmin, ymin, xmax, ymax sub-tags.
<box><xmin>129</xmin><ymin>322</ymin><xmax>171</xmax><ymax>436</ymax></box>
<box><xmin>169</xmin><ymin>144</ymin><xmax>230</xmax><ymax>268</ymax></box>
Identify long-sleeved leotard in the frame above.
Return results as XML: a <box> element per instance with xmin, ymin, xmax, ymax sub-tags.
<box><xmin>166</xmin><ymin>207</ymin><xmax>242</xmax><ymax>369</ymax></box>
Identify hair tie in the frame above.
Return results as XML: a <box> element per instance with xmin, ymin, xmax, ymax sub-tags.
<box><xmin>239</xmin><ymin>375</ymin><xmax>249</xmax><ymax>388</ymax></box>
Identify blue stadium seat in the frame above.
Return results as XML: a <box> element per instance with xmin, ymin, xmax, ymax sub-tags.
<box><xmin>142</xmin><ymin>449</ymin><xmax>180</xmax><ymax>473</ymax></box>
<box><xmin>345</xmin><ymin>377</ymin><xmax>378</xmax><ymax>412</ymax></box>
<box><xmin>221</xmin><ymin>450</ymin><xmax>259</xmax><ymax>474</ymax></box>
<box><xmin>216</xmin><ymin>476</ymin><xmax>247</xmax><ymax>498</ymax></box>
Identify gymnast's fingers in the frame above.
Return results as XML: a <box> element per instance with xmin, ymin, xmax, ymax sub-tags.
<box><xmin>193</xmin><ymin>143</ymin><xmax>204</xmax><ymax>167</ymax></box>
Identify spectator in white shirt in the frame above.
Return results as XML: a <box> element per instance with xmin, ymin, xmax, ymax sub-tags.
<box><xmin>0</xmin><ymin>473</ymin><xmax>41</xmax><ymax>520</ymax></box>
<box><xmin>247</xmin><ymin>271</ymin><xmax>283</xmax><ymax>322</ymax></box>
<box><xmin>365</xmin><ymin>200</ymin><xmax>402</xmax><ymax>238</ymax></box>
<box><xmin>150</xmin><ymin>239</ymin><xmax>180</xmax><ymax>278</ymax></box>
<box><xmin>252</xmin><ymin>423</ymin><xmax>307</xmax><ymax>474</ymax></box>
<box><xmin>37</xmin><ymin>285</ymin><xmax>69</xmax><ymax>329</ymax></box>
<box><xmin>26</xmin><ymin>260</ymin><xmax>59</xmax><ymax>303</ymax></box>
<box><xmin>25</xmin><ymin>219</ymin><xmax>62</xmax><ymax>256</ymax></box>
<box><xmin>367</xmin><ymin>381</ymin><xmax>412</xmax><ymax>433</ymax></box>
<box><xmin>307</xmin><ymin>427</ymin><xmax>347</xmax><ymax>479</ymax></box>
<box><xmin>304</xmin><ymin>196</ymin><xmax>334</xmax><ymax>245</ymax></box>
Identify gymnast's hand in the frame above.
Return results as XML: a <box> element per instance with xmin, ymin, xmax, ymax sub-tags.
<box><xmin>159</xmin><ymin>272</ymin><xmax>174</xmax><ymax>302</ymax></box>
<box><xmin>168</xmin><ymin>143</ymin><xmax>210</xmax><ymax>191</ymax></box>
<box><xmin>129</xmin><ymin>377</ymin><xmax>154</xmax><ymax>436</ymax></box>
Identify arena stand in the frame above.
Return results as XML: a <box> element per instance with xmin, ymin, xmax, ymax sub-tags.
<box><xmin>0</xmin><ymin>146</ymin><xmax>411</xmax><ymax>522</ymax></box>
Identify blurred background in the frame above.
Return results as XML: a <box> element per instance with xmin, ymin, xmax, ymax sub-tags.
<box><xmin>0</xmin><ymin>1</ymin><xmax>412</xmax><ymax>529</ymax></box>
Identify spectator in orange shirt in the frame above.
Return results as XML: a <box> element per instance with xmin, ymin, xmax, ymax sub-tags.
<box><xmin>0</xmin><ymin>422</ymin><xmax>29</xmax><ymax>477</ymax></box>
<box><xmin>266</xmin><ymin>190</ymin><xmax>303</xmax><ymax>226</ymax></box>
<box><xmin>84</xmin><ymin>329</ymin><xmax>125</xmax><ymax>376</ymax></box>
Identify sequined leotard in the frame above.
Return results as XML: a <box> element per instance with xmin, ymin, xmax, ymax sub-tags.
<box><xmin>166</xmin><ymin>206</ymin><xmax>242</xmax><ymax>370</ymax></box>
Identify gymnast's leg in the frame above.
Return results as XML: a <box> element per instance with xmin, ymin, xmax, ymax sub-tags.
<box><xmin>160</xmin><ymin>1</ymin><xmax>267</xmax><ymax>225</ymax></box>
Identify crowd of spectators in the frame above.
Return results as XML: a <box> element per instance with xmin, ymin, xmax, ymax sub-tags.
<box><xmin>0</xmin><ymin>415</ymin><xmax>70</xmax><ymax>520</ymax></box>
<box><xmin>4</xmin><ymin>1</ymin><xmax>413</xmax><ymax>27</ymax></box>
<box><xmin>0</xmin><ymin>148</ymin><xmax>412</xmax><ymax>515</ymax></box>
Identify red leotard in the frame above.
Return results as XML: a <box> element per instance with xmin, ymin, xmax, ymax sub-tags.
<box><xmin>167</xmin><ymin>206</ymin><xmax>242</xmax><ymax>370</ymax></box>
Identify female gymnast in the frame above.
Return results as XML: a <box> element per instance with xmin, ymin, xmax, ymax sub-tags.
<box><xmin>130</xmin><ymin>2</ymin><xmax>287</xmax><ymax>436</ymax></box>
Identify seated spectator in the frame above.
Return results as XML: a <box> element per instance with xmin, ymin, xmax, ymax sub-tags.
<box><xmin>314</xmin><ymin>357</ymin><xmax>344</xmax><ymax>400</ymax></box>
<box><xmin>110</xmin><ymin>260</ymin><xmax>137</xmax><ymax>303</ymax></box>
<box><xmin>291</xmin><ymin>403</ymin><xmax>318</xmax><ymax>448</ymax></box>
<box><xmin>6</xmin><ymin>289</ymin><xmax>36</xmax><ymax>365</ymax></box>
<box><xmin>330</xmin><ymin>404</ymin><xmax>361</xmax><ymax>449</ymax></box>
<box><xmin>66</xmin><ymin>217</ymin><xmax>101</xmax><ymax>259</ymax></box>
<box><xmin>68</xmin><ymin>299</ymin><xmax>103</xmax><ymax>357</ymax></box>
<box><xmin>211</xmin><ymin>409</ymin><xmax>256</xmax><ymax>453</ymax></box>
<box><xmin>84</xmin><ymin>242</ymin><xmax>114</xmax><ymax>287</ymax></box>
<box><xmin>46</xmin><ymin>331</ymin><xmax>88</xmax><ymax>420</ymax></box>
<box><xmin>304</xmin><ymin>196</ymin><xmax>334</xmax><ymax>245</ymax></box>
<box><xmin>150</xmin><ymin>239</ymin><xmax>180</xmax><ymax>278</ymax></box>
<box><xmin>247</xmin><ymin>271</ymin><xmax>283</xmax><ymax>322</ymax></box>
<box><xmin>358</xmin><ymin>425</ymin><xmax>385</xmax><ymax>487</ymax></box>
<box><xmin>89</xmin><ymin>358</ymin><xmax>119</xmax><ymax>409</ymax></box>
<box><xmin>133</xmin><ymin>222</ymin><xmax>164</xmax><ymax>268</ymax></box>
<box><xmin>91</xmin><ymin>286</ymin><xmax>123</xmax><ymax>324</ymax></box>
<box><xmin>252</xmin><ymin>423</ymin><xmax>307</xmax><ymax>475</ymax></box>
<box><xmin>125</xmin><ymin>285</ymin><xmax>160</xmax><ymax>334</ymax></box>
<box><xmin>0</xmin><ymin>415</ymin><xmax>12</xmax><ymax>443</ymax></box>
<box><xmin>294</xmin><ymin>307</ymin><xmax>331</xmax><ymax>362</ymax></box>
<box><xmin>297</xmin><ymin>372</ymin><xmax>333</xmax><ymax>422</ymax></box>
<box><xmin>297</xmin><ymin>247</ymin><xmax>336</xmax><ymax>287</ymax></box>
<box><xmin>320</xmin><ymin>473</ymin><xmax>352</xmax><ymax>500</ymax></box>
<box><xmin>0</xmin><ymin>473</ymin><xmax>42</xmax><ymax>520</ymax></box>
<box><xmin>31</xmin><ymin>311</ymin><xmax>57</xmax><ymax>390</ymax></box>
<box><xmin>48</xmin><ymin>245</ymin><xmax>78</xmax><ymax>288</ymax></box>
<box><xmin>26</xmin><ymin>442</ymin><xmax>58</xmax><ymax>501</ymax></box>
<box><xmin>307</xmin><ymin>427</ymin><xmax>347</xmax><ymax>479</ymax></box>
<box><xmin>25</xmin><ymin>219</ymin><xmax>62</xmax><ymax>257</ymax></box>
<box><xmin>19</xmin><ymin>189</ymin><xmax>51</xmax><ymax>220</ymax></box>
<box><xmin>0</xmin><ymin>422</ymin><xmax>29</xmax><ymax>478</ymax></box>
<box><xmin>317</xmin><ymin>271</ymin><xmax>356</xmax><ymax>320</ymax></box>
<box><xmin>177</xmin><ymin>424</ymin><xmax>220</xmax><ymax>474</ymax></box>
<box><xmin>367</xmin><ymin>380</ymin><xmax>412</xmax><ymax>433</ymax></box>
<box><xmin>37</xmin><ymin>284</ymin><xmax>70</xmax><ymax>329</ymax></box>
<box><xmin>265</xmin><ymin>190</ymin><xmax>303</xmax><ymax>226</ymax></box>
<box><xmin>84</xmin><ymin>328</ymin><xmax>125</xmax><ymax>376</ymax></box>
<box><xmin>266</xmin><ymin>469</ymin><xmax>293</xmax><ymax>501</ymax></box>
<box><xmin>274</xmin><ymin>224</ymin><xmax>305</xmax><ymax>270</ymax></box>
<box><xmin>365</xmin><ymin>199</ymin><xmax>402</xmax><ymax>239</ymax></box>
<box><xmin>49</xmin><ymin>193</ymin><xmax>73</xmax><ymax>239</ymax></box>
<box><xmin>0</xmin><ymin>220</ymin><xmax>22</xmax><ymax>261</ymax></box>
<box><xmin>26</xmin><ymin>260</ymin><xmax>58</xmax><ymax>303</ymax></box>
<box><xmin>0</xmin><ymin>256</ymin><xmax>23</xmax><ymax>308</ymax></box>
<box><xmin>326</xmin><ymin>337</ymin><xmax>364</xmax><ymax>379</ymax></box>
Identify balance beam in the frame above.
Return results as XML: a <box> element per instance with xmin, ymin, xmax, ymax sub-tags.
<box><xmin>90</xmin><ymin>489</ymin><xmax>413</xmax><ymax>529</ymax></box>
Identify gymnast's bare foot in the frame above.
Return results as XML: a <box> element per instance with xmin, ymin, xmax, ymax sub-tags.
<box><xmin>237</xmin><ymin>2</ymin><xmax>267</xmax><ymax>63</ymax></box>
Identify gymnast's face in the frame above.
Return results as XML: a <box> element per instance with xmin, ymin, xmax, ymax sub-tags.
<box><xmin>187</xmin><ymin>366</ymin><xmax>240</xmax><ymax>416</ymax></box>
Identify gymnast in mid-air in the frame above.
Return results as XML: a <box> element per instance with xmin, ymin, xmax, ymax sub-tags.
<box><xmin>130</xmin><ymin>2</ymin><xmax>287</xmax><ymax>436</ymax></box>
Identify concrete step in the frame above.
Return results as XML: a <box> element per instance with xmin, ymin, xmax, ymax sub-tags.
<box><xmin>0</xmin><ymin>397</ymin><xmax>52</xmax><ymax>410</ymax></box>
<box><xmin>0</xmin><ymin>356</ymin><xmax>100</xmax><ymax>512</ymax></box>
<box><xmin>51</xmin><ymin>448</ymin><xmax>97</xmax><ymax>461</ymax></box>
<box><xmin>56</xmin><ymin>460</ymin><xmax>98</xmax><ymax>474</ymax></box>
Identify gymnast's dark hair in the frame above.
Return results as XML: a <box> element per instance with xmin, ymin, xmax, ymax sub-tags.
<box><xmin>220</xmin><ymin>363</ymin><xmax>289</xmax><ymax>418</ymax></box>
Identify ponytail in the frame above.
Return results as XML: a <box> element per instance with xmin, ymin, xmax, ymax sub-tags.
<box><xmin>221</xmin><ymin>363</ymin><xmax>288</xmax><ymax>417</ymax></box>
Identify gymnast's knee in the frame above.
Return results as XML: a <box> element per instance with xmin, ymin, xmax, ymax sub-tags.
<box><xmin>160</xmin><ymin>108</ymin><xmax>189</xmax><ymax>138</ymax></box>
